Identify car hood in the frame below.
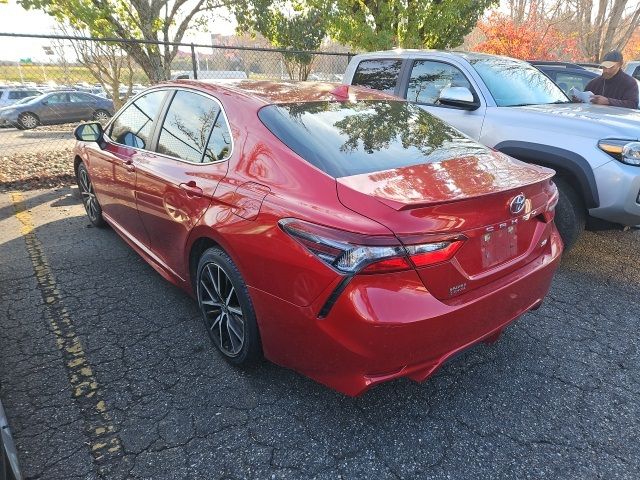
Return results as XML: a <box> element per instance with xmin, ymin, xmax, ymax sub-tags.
<box><xmin>508</xmin><ymin>103</ymin><xmax>640</xmax><ymax>140</ymax></box>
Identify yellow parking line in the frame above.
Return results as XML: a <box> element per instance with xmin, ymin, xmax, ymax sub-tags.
<box><xmin>11</xmin><ymin>192</ymin><xmax>122</xmax><ymax>466</ymax></box>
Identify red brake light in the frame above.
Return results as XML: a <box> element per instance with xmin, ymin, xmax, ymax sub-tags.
<box><xmin>406</xmin><ymin>241</ymin><xmax>463</xmax><ymax>267</ymax></box>
<box><xmin>279</xmin><ymin>218</ymin><xmax>409</xmax><ymax>274</ymax></box>
<box><xmin>361</xmin><ymin>256</ymin><xmax>412</xmax><ymax>274</ymax></box>
<box><xmin>279</xmin><ymin>218</ymin><xmax>464</xmax><ymax>274</ymax></box>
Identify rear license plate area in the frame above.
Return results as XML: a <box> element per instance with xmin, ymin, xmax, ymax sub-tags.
<box><xmin>481</xmin><ymin>225</ymin><xmax>518</xmax><ymax>268</ymax></box>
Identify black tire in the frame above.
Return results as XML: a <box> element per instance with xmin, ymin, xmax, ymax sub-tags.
<box><xmin>17</xmin><ymin>112</ymin><xmax>38</xmax><ymax>130</ymax></box>
<box><xmin>553</xmin><ymin>177</ymin><xmax>585</xmax><ymax>250</ymax></box>
<box><xmin>196</xmin><ymin>247</ymin><xmax>262</xmax><ymax>365</ymax></box>
<box><xmin>76</xmin><ymin>163</ymin><xmax>106</xmax><ymax>227</ymax></box>
<box><xmin>93</xmin><ymin>109</ymin><xmax>111</xmax><ymax>123</ymax></box>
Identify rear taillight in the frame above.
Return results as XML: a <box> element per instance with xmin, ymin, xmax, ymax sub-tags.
<box><xmin>543</xmin><ymin>181</ymin><xmax>560</xmax><ymax>222</ymax></box>
<box><xmin>279</xmin><ymin>218</ymin><xmax>463</xmax><ymax>274</ymax></box>
<box><xmin>405</xmin><ymin>241</ymin><xmax>463</xmax><ymax>267</ymax></box>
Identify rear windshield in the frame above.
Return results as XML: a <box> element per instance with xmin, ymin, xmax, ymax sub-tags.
<box><xmin>258</xmin><ymin>100</ymin><xmax>488</xmax><ymax>178</ymax></box>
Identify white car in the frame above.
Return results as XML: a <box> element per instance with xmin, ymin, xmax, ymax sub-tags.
<box><xmin>344</xmin><ymin>50</ymin><xmax>640</xmax><ymax>248</ymax></box>
<box><xmin>624</xmin><ymin>61</ymin><xmax>640</xmax><ymax>80</ymax></box>
<box><xmin>0</xmin><ymin>88</ymin><xmax>42</xmax><ymax>108</ymax></box>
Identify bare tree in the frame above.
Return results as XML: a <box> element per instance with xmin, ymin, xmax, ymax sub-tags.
<box><xmin>570</xmin><ymin>0</ymin><xmax>640</xmax><ymax>61</ymax></box>
<box><xmin>54</xmin><ymin>25</ymin><xmax>135</xmax><ymax>109</ymax></box>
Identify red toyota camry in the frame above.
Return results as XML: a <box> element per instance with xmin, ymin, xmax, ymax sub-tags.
<box><xmin>73</xmin><ymin>80</ymin><xmax>562</xmax><ymax>396</ymax></box>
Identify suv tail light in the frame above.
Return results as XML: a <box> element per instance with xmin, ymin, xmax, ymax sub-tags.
<box><xmin>279</xmin><ymin>218</ymin><xmax>463</xmax><ymax>275</ymax></box>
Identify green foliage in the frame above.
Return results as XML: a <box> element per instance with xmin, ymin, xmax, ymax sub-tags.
<box><xmin>313</xmin><ymin>0</ymin><xmax>498</xmax><ymax>51</ymax></box>
<box><xmin>233</xmin><ymin>1</ymin><xmax>326</xmax><ymax>80</ymax></box>
<box><xmin>19</xmin><ymin>0</ymin><xmax>227</xmax><ymax>82</ymax></box>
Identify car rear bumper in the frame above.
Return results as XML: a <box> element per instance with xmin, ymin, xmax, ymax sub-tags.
<box><xmin>590</xmin><ymin>159</ymin><xmax>640</xmax><ymax>225</ymax></box>
<box><xmin>250</xmin><ymin>225</ymin><xmax>563</xmax><ymax>396</ymax></box>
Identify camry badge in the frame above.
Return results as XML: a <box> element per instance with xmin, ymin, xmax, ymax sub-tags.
<box><xmin>509</xmin><ymin>194</ymin><xmax>526</xmax><ymax>215</ymax></box>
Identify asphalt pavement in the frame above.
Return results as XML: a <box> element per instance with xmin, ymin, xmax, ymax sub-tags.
<box><xmin>0</xmin><ymin>127</ymin><xmax>74</xmax><ymax>154</ymax></box>
<box><xmin>0</xmin><ymin>187</ymin><xmax>639</xmax><ymax>479</ymax></box>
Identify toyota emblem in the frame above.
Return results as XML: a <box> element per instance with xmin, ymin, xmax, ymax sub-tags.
<box><xmin>509</xmin><ymin>194</ymin><xmax>526</xmax><ymax>215</ymax></box>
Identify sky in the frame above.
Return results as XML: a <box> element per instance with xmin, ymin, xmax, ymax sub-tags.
<box><xmin>0</xmin><ymin>0</ymin><xmax>236</xmax><ymax>62</ymax></box>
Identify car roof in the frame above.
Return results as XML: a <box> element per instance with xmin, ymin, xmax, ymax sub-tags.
<box><xmin>165</xmin><ymin>79</ymin><xmax>398</xmax><ymax>106</ymax></box>
<box><xmin>348</xmin><ymin>49</ymin><xmax>522</xmax><ymax>63</ymax></box>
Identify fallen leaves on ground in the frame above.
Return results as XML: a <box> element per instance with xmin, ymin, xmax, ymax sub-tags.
<box><xmin>0</xmin><ymin>148</ymin><xmax>75</xmax><ymax>192</ymax></box>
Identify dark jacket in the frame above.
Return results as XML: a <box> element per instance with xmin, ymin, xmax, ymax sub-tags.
<box><xmin>585</xmin><ymin>70</ymin><xmax>639</xmax><ymax>109</ymax></box>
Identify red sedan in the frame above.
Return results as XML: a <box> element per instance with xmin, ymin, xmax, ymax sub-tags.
<box><xmin>73</xmin><ymin>80</ymin><xmax>563</xmax><ymax>396</ymax></box>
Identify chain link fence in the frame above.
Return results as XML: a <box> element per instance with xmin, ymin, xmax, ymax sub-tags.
<box><xmin>0</xmin><ymin>33</ymin><xmax>353</xmax><ymax>190</ymax></box>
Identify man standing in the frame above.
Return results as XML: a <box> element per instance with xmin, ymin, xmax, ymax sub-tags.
<box><xmin>584</xmin><ymin>50</ymin><xmax>639</xmax><ymax>109</ymax></box>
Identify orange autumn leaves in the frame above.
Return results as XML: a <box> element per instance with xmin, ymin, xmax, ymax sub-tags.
<box><xmin>473</xmin><ymin>12</ymin><xmax>581</xmax><ymax>61</ymax></box>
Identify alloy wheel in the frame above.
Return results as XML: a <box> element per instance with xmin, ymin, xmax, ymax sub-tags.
<box><xmin>94</xmin><ymin>110</ymin><xmax>110</xmax><ymax>123</ymax></box>
<box><xmin>20</xmin><ymin>113</ymin><xmax>37</xmax><ymax>129</ymax></box>
<box><xmin>78</xmin><ymin>167</ymin><xmax>100</xmax><ymax>222</ymax></box>
<box><xmin>198</xmin><ymin>262</ymin><xmax>245</xmax><ymax>357</ymax></box>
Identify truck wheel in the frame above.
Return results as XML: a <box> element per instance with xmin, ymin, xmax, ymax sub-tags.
<box><xmin>553</xmin><ymin>177</ymin><xmax>585</xmax><ymax>250</ymax></box>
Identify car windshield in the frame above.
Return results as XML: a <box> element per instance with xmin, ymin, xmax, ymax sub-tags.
<box><xmin>469</xmin><ymin>57</ymin><xmax>570</xmax><ymax>107</ymax></box>
<box><xmin>258</xmin><ymin>100</ymin><xmax>489</xmax><ymax>178</ymax></box>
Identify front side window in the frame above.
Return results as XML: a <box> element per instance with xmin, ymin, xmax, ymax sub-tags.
<box><xmin>157</xmin><ymin>91</ymin><xmax>228</xmax><ymax>163</ymax></box>
<box><xmin>109</xmin><ymin>90</ymin><xmax>167</xmax><ymax>149</ymax></box>
<box><xmin>469</xmin><ymin>57</ymin><xmax>568</xmax><ymax>107</ymax></box>
<box><xmin>406</xmin><ymin>61</ymin><xmax>473</xmax><ymax>105</ymax></box>
<box><xmin>351</xmin><ymin>59</ymin><xmax>403</xmax><ymax>94</ymax></box>
<box><xmin>259</xmin><ymin>100</ymin><xmax>488</xmax><ymax>178</ymax></box>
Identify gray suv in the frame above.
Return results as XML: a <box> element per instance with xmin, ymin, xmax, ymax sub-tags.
<box><xmin>343</xmin><ymin>51</ymin><xmax>640</xmax><ymax>248</ymax></box>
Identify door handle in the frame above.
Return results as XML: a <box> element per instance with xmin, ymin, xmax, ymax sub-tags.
<box><xmin>122</xmin><ymin>159</ymin><xmax>135</xmax><ymax>172</ymax></box>
<box><xmin>179</xmin><ymin>181</ymin><xmax>203</xmax><ymax>197</ymax></box>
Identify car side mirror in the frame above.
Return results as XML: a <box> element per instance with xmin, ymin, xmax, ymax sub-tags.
<box><xmin>438</xmin><ymin>87</ymin><xmax>480</xmax><ymax>110</ymax></box>
<box><xmin>74</xmin><ymin>122</ymin><xmax>104</xmax><ymax>143</ymax></box>
<box><xmin>41</xmin><ymin>100</ymin><xmax>48</xmax><ymax>105</ymax></box>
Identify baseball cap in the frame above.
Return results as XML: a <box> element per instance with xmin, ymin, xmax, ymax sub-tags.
<box><xmin>601</xmin><ymin>50</ymin><xmax>623</xmax><ymax>68</ymax></box>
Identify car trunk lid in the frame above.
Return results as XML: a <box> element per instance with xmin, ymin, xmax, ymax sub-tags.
<box><xmin>337</xmin><ymin>152</ymin><xmax>557</xmax><ymax>300</ymax></box>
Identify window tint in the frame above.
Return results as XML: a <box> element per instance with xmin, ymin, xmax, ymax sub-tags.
<box><xmin>351</xmin><ymin>59</ymin><xmax>402</xmax><ymax>94</ymax></box>
<box><xmin>109</xmin><ymin>90</ymin><xmax>166</xmax><ymax>149</ymax></box>
<box><xmin>259</xmin><ymin>100</ymin><xmax>487</xmax><ymax>178</ymax></box>
<box><xmin>632</xmin><ymin>66</ymin><xmax>640</xmax><ymax>80</ymax></box>
<box><xmin>70</xmin><ymin>93</ymin><xmax>92</xmax><ymax>102</ymax></box>
<box><xmin>406</xmin><ymin>61</ymin><xmax>473</xmax><ymax>104</ymax></box>
<box><xmin>47</xmin><ymin>93</ymin><xmax>69</xmax><ymax>104</ymax></box>
<box><xmin>157</xmin><ymin>91</ymin><xmax>227</xmax><ymax>163</ymax></box>
<box><xmin>554</xmin><ymin>72</ymin><xmax>593</xmax><ymax>95</ymax></box>
<box><xmin>8</xmin><ymin>91</ymin><xmax>20</xmax><ymax>99</ymax></box>
<box><xmin>204</xmin><ymin>113</ymin><xmax>232</xmax><ymax>162</ymax></box>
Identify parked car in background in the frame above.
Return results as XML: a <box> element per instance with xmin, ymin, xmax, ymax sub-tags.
<box><xmin>1</xmin><ymin>399</ymin><xmax>22</xmax><ymax>480</ymax></box>
<box><xmin>624</xmin><ymin>60</ymin><xmax>640</xmax><ymax>80</ymax></box>
<box><xmin>531</xmin><ymin>61</ymin><xmax>640</xmax><ymax>108</ymax></box>
<box><xmin>529</xmin><ymin>61</ymin><xmax>598</xmax><ymax>96</ymax></box>
<box><xmin>344</xmin><ymin>51</ymin><xmax>640</xmax><ymax>248</ymax></box>
<box><xmin>0</xmin><ymin>88</ymin><xmax>42</xmax><ymax>108</ymax></box>
<box><xmin>0</xmin><ymin>91</ymin><xmax>114</xmax><ymax>129</ymax></box>
<box><xmin>72</xmin><ymin>80</ymin><xmax>562</xmax><ymax>395</ymax></box>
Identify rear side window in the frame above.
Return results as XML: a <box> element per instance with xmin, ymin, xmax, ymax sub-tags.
<box><xmin>259</xmin><ymin>100</ymin><xmax>487</xmax><ymax>178</ymax></box>
<box><xmin>632</xmin><ymin>66</ymin><xmax>640</xmax><ymax>80</ymax></box>
<box><xmin>156</xmin><ymin>90</ymin><xmax>231</xmax><ymax>163</ymax></box>
<box><xmin>351</xmin><ymin>59</ymin><xmax>402</xmax><ymax>94</ymax></box>
<box><xmin>109</xmin><ymin>90</ymin><xmax>167</xmax><ymax>149</ymax></box>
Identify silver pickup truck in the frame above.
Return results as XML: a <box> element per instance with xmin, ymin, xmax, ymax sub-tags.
<box><xmin>343</xmin><ymin>51</ymin><xmax>640</xmax><ymax>248</ymax></box>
